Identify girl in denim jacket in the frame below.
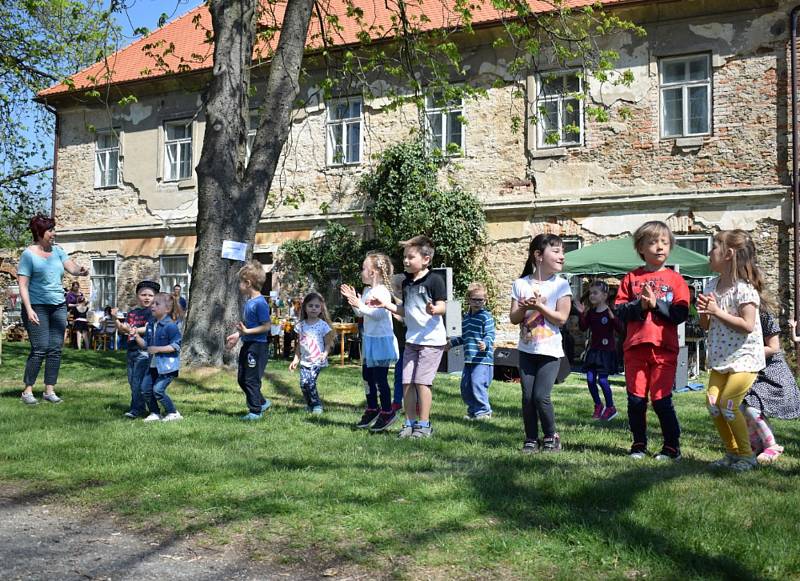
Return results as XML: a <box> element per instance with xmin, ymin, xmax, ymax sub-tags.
<box><xmin>135</xmin><ymin>292</ymin><xmax>183</xmax><ymax>422</ymax></box>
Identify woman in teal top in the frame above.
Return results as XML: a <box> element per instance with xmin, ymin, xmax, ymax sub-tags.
<box><xmin>17</xmin><ymin>215</ymin><xmax>88</xmax><ymax>405</ymax></box>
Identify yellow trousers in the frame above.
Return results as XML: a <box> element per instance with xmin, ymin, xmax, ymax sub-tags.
<box><xmin>707</xmin><ymin>370</ymin><xmax>757</xmax><ymax>457</ymax></box>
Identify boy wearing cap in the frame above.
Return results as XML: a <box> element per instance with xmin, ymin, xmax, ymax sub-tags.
<box><xmin>119</xmin><ymin>280</ymin><xmax>159</xmax><ymax>418</ymax></box>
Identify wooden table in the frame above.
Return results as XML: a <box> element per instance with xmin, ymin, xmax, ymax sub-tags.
<box><xmin>331</xmin><ymin>322</ymin><xmax>358</xmax><ymax>366</ymax></box>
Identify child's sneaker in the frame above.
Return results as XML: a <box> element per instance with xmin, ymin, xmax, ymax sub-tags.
<box><xmin>240</xmin><ymin>412</ymin><xmax>263</xmax><ymax>421</ymax></box>
<box><xmin>260</xmin><ymin>399</ymin><xmax>272</xmax><ymax>413</ymax></box>
<box><xmin>370</xmin><ymin>411</ymin><xmax>398</xmax><ymax>432</ymax></box>
<box><xmin>730</xmin><ymin>455</ymin><xmax>758</xmax><ymax>472</ymax></box>
<box><xmin>42</xmin><ymin>392</ymin><xmax>62</xmax><ymax>404</ymax></box>
<box><xmin>310</xmin><ymin>406</ymin><xmax>324</xmax><ymax>415</ymax></box>
<box><xmin>462</xmin><ymin>413</ymin><xmax>475</xmax><ymax>421</ymax></box>
<box><xmin>143</xmin><ymin>413</ymin><xmax>162</xmax><ymax>422</ymax></box>
<box><xmin>20</xmin><ymin>392</ymin><xmax>38</xmax><ymax>405</ymax></box>
<box><xmin>521</xmin><ymin>440</ymin><xmax>540</xmax><ymax>454</ymax></box>
<box><xmin>411</xmin><ymin>424</ymin><xmax>433</xmax><ymax>438</ymax></box>
<box><xmin>356</xmin><ymin>408</ymin><xmax>380</xmax><ymax>429</ymax></box>
<box><xmin>592</xmin><ymin>403</ymin><xmax>603</xmax><ymax>420</ymax></box>
<box><xmin>541</xmin><ymin>433</ymin><xmax>561</xmax><ymax>452</ymax></box>
<box><xmin>600</xmin><ymin>406</ymin><xmax>617</xmax><ymax>421</ymax></box>
<box><xmin>654</xmin><ymin>446</ymin><xmax>681</xmax><ymax>462</ymax></box>
<box><xmin>473</xmin><ymin>412</ymin><xmax>493</xmax><ymax>421</ymax></box>
<box><xmin>710</xmin><ymin>453</ymin><xmax>738</xmax><ymax>468</ymax></box>
<box><xmin>123</xmin><ymin>411</ymin><xmax>140</xmax><ymax>419</ymax></box>
<box><xmin>162</xmin><ymin>412</ymin><xmax>183</xmax><ymax>422</ymax></box>
<box><xmin>629</xmin><ymin>443</ymin><xmax>648</xmax><ymax>460</ymax></box>
<box><xmin>398</xmin><ymin>422</ymin><xmax>415</xmax><ymax>438</ymax></box>
<box><xmin>757</xmin><ymin>445</ymin><xmax>784</xmax><ymax>465</ymax></box>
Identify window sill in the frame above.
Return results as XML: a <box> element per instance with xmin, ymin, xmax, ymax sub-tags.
<box><xmin>669</xmin><ymin>136</ymin><xmax>706</xmax><ymax>148</ymax></box>
<box><xmin>530</xmin><ymin>147</ymin><xmax>567</xmax><ymax>159</ymax></box>
<box><xmin>94</xmin><ymin>184</ymin><xmax>121</xmax><ymax>191</ymax></box>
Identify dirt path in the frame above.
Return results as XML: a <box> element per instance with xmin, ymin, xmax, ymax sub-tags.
<box><xmin>0</xmin><ymin>486</ymin><xmax>365</xmax><ymax>581</ymax></box>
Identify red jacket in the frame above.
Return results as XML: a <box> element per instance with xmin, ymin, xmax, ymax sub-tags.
<box><xmin>614</xmin><ymin>267</ymin><xmax>689</xmax><ymax>354</ymax></box>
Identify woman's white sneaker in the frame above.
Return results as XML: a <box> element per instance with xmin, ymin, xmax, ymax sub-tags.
<box><xmin>20</xmin><ymin>392</ymin><xmax>38</xmax><ymax>405</ymax></box>
<box><xmin>143</xmin><ymin>413</ymin><xmax>162</xmax><ymax>422</ymax></box>
<box><xmin>42</xmin><ymin>392</ymin><xmax>62</xmax><ymax>404</ymax></box>
<box><xmin>161</xmin><ymin>412</ymin><xmax>183</xmax><ymax>422</ymax></box>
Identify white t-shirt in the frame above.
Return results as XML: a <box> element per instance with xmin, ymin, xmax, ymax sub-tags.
<box><xmin>296</xmin><ymin>319</ymin><xmax>332</xmax><ymax>367</ymax></box>
<box><xmin>704</xmin><ymin>278</ymin><xmax>765</xmax><ymax>373</ymax></box>
<box><xmin>354</xmin><ymin>285</ymin><xmax>395</xmax><ymax>338</ymax></box>
<box><xmin>511</xmin><ymin>274</ymin><xmax>572</xmax><ymax>358</ymax></box>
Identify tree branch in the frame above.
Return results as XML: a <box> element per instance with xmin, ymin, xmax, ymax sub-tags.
<box><xmin>1</xmin><ymin>54</ymin><xmax>60</xmax><ymax>83</ymax></box>
<box><xmin>0</xmin><ymin>165</ymin><xmax>53</xmax><ymax>186</ymax></box>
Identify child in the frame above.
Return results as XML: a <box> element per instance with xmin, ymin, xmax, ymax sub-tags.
<box><xmin>72</xmin><ymin>296</ymin><xmax>90</xmax><ymax>350</ymax></box>
<box><xmin>510</xmin><ymin>234</ymin><xmax>572</xmax><ymax>453</ymax></box>
<box><xmin>742</xmin><ymin>311</ymin><xmax>800</xmax><ymax>463</ymax></box>
<box><xmin>226</xmin><ymin>260</ymin><xmax>273</xmax><ymax>421</ymax></box>
<box><xmin>575</xmin><ymin>280</ymin><xmax>622</xmax><ymax>421</ymax></box>
<box><xmin>697</xmin><ymin>230</ymin><xmax>766</xmax><ymax>471</ymax></box>
<box><xmin>289</xmin><ymin>292</ymin><xmax>334</xmax><ymax>413</ymax></box>
<box><xmin>448</xmin><ymin>282</ymin><xmax>495</xmax><ymax>420</ymax></box>
<box><xmin>136</xmin><ymin>292</ymin><xmax>183</xmax><ymax>422</ymax></box>
<box><xmin>340</xmin><ymin>252</ymin><xmax>400</xmax><ymax>431</ymax></box>
<box><xmin>369</xmin><ymin>236</ymin><xmax>447</xmax><ymax>438</ymax></box>
<box><xmin>118</xmin><ymin>280</ymin><xmax>158</xmax><ymax>419</ymax></box>
<box><xmin>615</xmin><ymin>221</ymin><xmax>688</xmax><ymax>461</ymax></box>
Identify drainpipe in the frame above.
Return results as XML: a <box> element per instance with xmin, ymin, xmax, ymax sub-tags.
<box><xmin>791</xmin><ymin>6</ymin><xmax>800</xmax><ymax>363</ymax></box>
<box><xmin>44</xmin><ymin>103</ymin><xmax>59</xmax><ymax>218</ymax></box>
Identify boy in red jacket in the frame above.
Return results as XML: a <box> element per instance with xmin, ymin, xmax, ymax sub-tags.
<box><xmin>615</xmin><ymin>221</ymin><xmax>689</xmax><ymax>461</ymax></box>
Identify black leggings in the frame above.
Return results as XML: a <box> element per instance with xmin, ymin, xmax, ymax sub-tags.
<box><xmin>518</xmin><ymin>352</ymin><xmax>560</xmax><ymax>442</ymax></box>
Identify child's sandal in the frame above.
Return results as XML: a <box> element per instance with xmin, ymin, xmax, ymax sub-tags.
<box><xmin>756</xmin><ymin>445</ymin><xmax>784</xmax><ymax>465</ymax></box>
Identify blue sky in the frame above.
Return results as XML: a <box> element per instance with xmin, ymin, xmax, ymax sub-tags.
<box><xmin>112</xmin><ymin>0</ymin><xmax>203</xmax><ymax>47</ymax></box>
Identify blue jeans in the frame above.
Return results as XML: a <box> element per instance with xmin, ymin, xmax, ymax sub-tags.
<box><xmin>126</xmin><ymin>350</ymin><xmax>150</xmax><ymax>416</ymax></box>
<box><xmin>22</xmin><ymin>303</ymin><xmax>67</xmax><ymax>387</ymax></box>
<box><xmin>461</xmin><ymin>363</ymin><xmax>493</xmax><ymax>417</ymax></box>
<box><xmin>393</xmin><ymin>350</ymin><xmax>404</xmax><ymax>405</ymax></box>
<box><xmin>140</xmin><ymin>368</ymin><xmax>178</xmax><ymax>415</ymax></box>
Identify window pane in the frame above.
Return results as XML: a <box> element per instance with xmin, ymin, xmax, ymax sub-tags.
<box><xmin>561</xmin><ymin>98</ymin><xmax>580</xmax><ymax>143</ymax></box>
<box><xmin>98</xmin><ymin>133</ymin><xmax>117</xmax><ymax>149</ymax></box>
<box><xmin>329</xmin><ymin>124</ymin><xmax>343</xmax><ymax>163</ymax></box>
<box><xmin>564</xmin><ymin>74</ymin><xmax>580</xmax><ymax>94</ymax></box>
<box><xmin>427</xmin><ymin>112</ymin><xmax>443</xmax><ymax>149</ymax></box>
<box><xmin>346</xmin><ymin>121</ymin><xmax>360</xmax><ymax>163</ymax></box>
<box><xmin>179</xmin><ymin>143</ymin><xmax>192</xmax><ymax>179</ymax></box>
<box><xmin>541</xmin><ymin>75</ymin><xmax>562</xmax><ymax>97</ymax></box>
<box><xmin>676</xmin><ymin>238</ymin><xmax>709</xmax><ymax>255</ymax></box>
<box><xmin>662</xmin><ymin>88</ymin><xmax>683</xmax><ymax>137</ymax></box>
<box><xmin>107</xmin><ymin>152</ymin><xmax>118</xmax><ymax>186</ymax></box>
<box><xmin>539</xmin><ymin>101</ymin><xmax>559</xmax><ymax>145</ymax></box>
<box><xmin>661</xmin><ymin>60</ymin><xmax>686</xmax><ymax>84</ymax></box>
<box><xmin>349</xmin><ymin>100</ymin><xmax>361</xmax><ymax>118</ymax></box>
<box><xmin>447</xmin><ymin>111</ymin><xmax>462</xmax><ymax>148</ymax></box>
<box><xmin>688</xmin><ymin>86</ymin><xmax>709</xmax><ymax>134</ymax></box>
<box><xmin>93</xmin><ymin>260</ymin><xmax>114</xmax><ymax>275</ymax></box>
<box><xmin>689</xmin><ymin>57</ymin><xmax>709</xmax><ymax>81</ymax></box>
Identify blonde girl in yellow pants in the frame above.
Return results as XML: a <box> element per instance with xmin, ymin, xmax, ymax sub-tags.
<box><xmin>697</xmin><ymin>230</ymin><xmax>766</xmax><ymax>472</ymax></box>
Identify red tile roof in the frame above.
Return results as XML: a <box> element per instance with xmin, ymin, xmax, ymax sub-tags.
<box><xmin>39</xmin><ymin>0</ymin><xmax>641</xmax><ymax>98</ymax></box>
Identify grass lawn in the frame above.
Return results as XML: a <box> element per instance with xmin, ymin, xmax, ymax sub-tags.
<box><xmin>2</xmin><ymin>342</ymin><xmax>800</xmax><ymax>579</ymax></box>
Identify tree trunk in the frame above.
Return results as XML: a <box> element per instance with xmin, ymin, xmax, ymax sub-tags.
<box><xmin>183</xmin><ymin>0</ymin><xmax>315</xmax><ymax>367</ymax></box>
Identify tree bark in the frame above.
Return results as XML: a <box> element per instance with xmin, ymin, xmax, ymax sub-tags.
<box><xmin>183</xmin><ymin>0</ymin><xmax>315</xmax><ymax>367</ymax></box>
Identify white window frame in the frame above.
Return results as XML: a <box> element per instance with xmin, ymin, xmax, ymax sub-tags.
<box><xmin>425</xmin><ymin>92</ymin><xmax>465</xmax><ymax>155</ymax></box>
<box><xmin>536</xmin><ymin>70</ymin><xmax>584</xmax><ymax>149</ymax></box>
<box><xmin>159</xmin><ymin>255</ymin><xmax>190</xmax><ymax>300</ymax></box>
<box><xmin>561</xmin><ymin>238</ymin><xmax>582</xmax><ymax>254</ymax></box>
<box><xmin>91</xmin><ymin>258</ymin><xmax>116</xmax><ymax>308</ymax></box>
<box><xmin>659</xmin><ymin>54</ymin><xmax>712</xmax><ymax>139</ymax></box>
<box><xmin>675</xmin><ymin>235</ymin><xmax>711</xmax><ymax>256</ymax></box>
<box><xmin>94</xmin><ymin>130</ymin><xmax>120</xmax><ymax>189</ymax></box>
<box><xmin>246</xmin><ymin>111</ymin><xmax>259</xmax><ymax>164</ymax></box>
<box><xmin>163</xmin><ymin>120</ymin><xmax>193</xmax><ymax>181</ymax></box>
<box><xmin>326</xmin><ymin>98</ymin><xmax>362</xmax><ymax>166</ymax></box>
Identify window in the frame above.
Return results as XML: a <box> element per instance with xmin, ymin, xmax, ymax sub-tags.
<box><xmin>676</xmin><ymin>235</ymin><xmax>710</xmax><ymax>256</ymax></box>
<box><xmin>660</xmin><ymin>54</ymin><xmax>711</xmax><ymax>138</ymax></box>
<box><xmin>160</xmin><ymin>255</ymin><xmax>190</xmax><ymax>299</ymax></box>
<box><xmin>164</xmin><ymin>120</ymin><xmax>193</xmax><ymax>181</ymax></box>
<box><xmin>326</xmin><ymin>99</ymin><xmax>361</xmax><ymax>165</ymax></box>
<box><xmin>94</xmin><ymin>131</ymin><xmax>120</xmax><ymax>188</ymax></box>
<box><xmin>91</xmin><ymin>259</ymin><xmax>116</xmax><ymax>308</ymax></box>
<box><xmin>561</xmin><ymin>238</ymin><xmax>582</xmax><ymax>254</ymax></box>
<box><xmin>537</xmin><ymin>71</ymin><xmax>583</xmax><ymax>148</ymax></box>
<box><xmin>425</xmin><ymin>92</ymin><xmax>464</xmax><ymax>155</ymax></box>
<box><xmin>246</xmin><ymin>112</ymin><xmax>259</xmax><ymax>164</ymax></box>
<box><xmin>253</xmin><ymin>252</ymin><xmax>274</xmax><ymax>295</ymax></box>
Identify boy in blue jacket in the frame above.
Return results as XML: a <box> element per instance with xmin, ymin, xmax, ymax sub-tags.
<box><xmin>448</xmin><ymin>282</ymin><xmax>495</xmax><ymax>420</ymax></box>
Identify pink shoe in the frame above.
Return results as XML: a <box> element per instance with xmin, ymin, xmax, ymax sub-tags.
<box><xmin>757</xmin><ymin>445</ymin><xmax>784</xmax><ymax>465</ymax></box>
<box><xmin>592</xmin><ymin>404</ymin><xmax>603</xmax><ymax>420</ymax></box>
<box><xmin>600</xmin><ymin>406</ymin><xmax>618</xmax><ymax>421</ymax></box>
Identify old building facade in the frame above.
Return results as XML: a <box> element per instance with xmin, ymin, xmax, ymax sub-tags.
<box><xmin>40</xmin><ymin>0</ymin><xmax>795</xmax><ymax>338</ymax></box>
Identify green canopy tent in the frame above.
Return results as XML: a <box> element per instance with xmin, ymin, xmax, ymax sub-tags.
<box><xmin>563</xmin><ymin>236</ymin><xmax>712</xmax><ymax>278</ymax></box>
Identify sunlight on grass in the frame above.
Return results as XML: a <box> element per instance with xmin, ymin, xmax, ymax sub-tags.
<box><xmin>1</xmin><ymin>342</ymin><xmax>799</xmax><ymax>578</ymax></box>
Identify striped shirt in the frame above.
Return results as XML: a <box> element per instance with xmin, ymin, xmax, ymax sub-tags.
<box><xmin>449</xmin><ymin>308</ymin><xmax>495</xmax><ymax>365</ymax></box>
